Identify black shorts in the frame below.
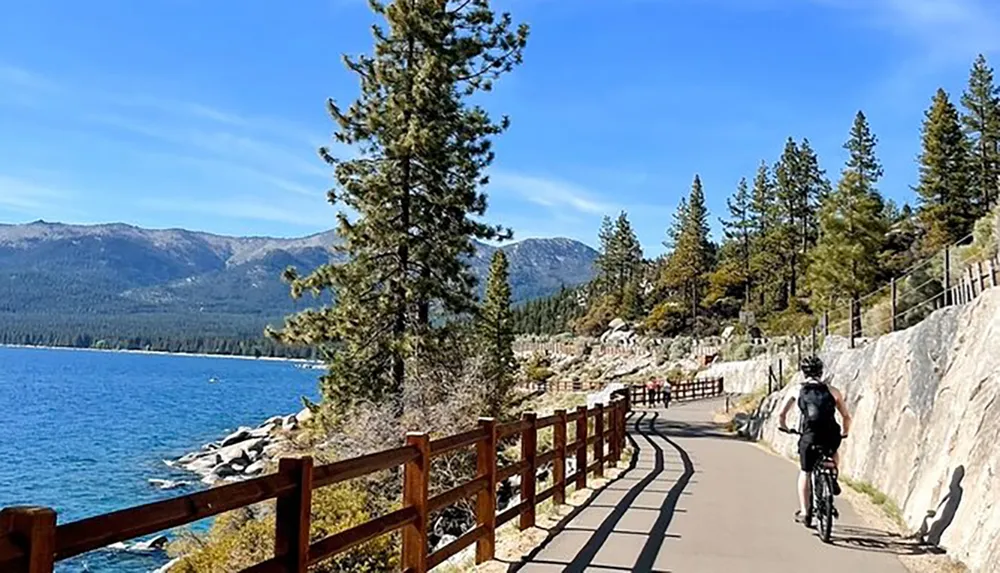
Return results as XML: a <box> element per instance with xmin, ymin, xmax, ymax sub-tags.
<box><xmin>798</xmin><ymin>429</ymin><xmax>842</xmax><ymax>472</ymax></box>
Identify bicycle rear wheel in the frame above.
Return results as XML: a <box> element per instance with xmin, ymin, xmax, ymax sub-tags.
<box><xmin>817</xmin><ymin>475</ymin><xmax>834</xmax><ymax>543</ymax></box>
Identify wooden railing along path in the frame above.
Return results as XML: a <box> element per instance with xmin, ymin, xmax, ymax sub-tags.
<box><xmin>0</xmin><ymin>396</ymin><xmax>630</xmax><ymax>573</ymax></box>
<box><xmin>629</xmin><ymin>377</ymin><xmax>725</xmax><ymax>406</ymax></box>
<box><xmin>521</xmin><ymin>377</ymin><xmax>725</xmax><ymax>406</ymax></box>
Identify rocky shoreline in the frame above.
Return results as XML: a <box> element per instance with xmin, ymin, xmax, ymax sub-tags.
<box><xmin>164</xmin><ymin>408</ymin><xmax>313</xmax><ymax>485</ymax></box>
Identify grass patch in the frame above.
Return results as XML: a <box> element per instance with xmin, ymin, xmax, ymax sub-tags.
<box><xmin>842</xmin><ymin>477</ymin><xmax>906</xmax><ymax>528</ymax></box>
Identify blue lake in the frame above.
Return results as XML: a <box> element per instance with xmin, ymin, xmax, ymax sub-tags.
<box><xmin>0</xmin><ymin>346</ymin><xmax>320</xmax><ymax>572</ymax></box>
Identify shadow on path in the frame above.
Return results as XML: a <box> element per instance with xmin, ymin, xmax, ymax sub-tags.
<box><xmin>832</xmin><ymin>525</ymin><xmax>946</xmax><ymax>557</ymax></box>
<box><xmin>510</xmin><ymin>409</ymin><xmax>699</xmax><ymax>572</ymax></box>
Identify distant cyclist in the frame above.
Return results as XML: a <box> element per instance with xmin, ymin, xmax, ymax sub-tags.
<box><xmin>777</xmin><ymin>355</ymin><xmax>852</xmax><ymax>527</ymax></box>
<box><xmin>662</xmin><ymin>379</ymin><xmax>672</xmax><ymax>409</ymax></box>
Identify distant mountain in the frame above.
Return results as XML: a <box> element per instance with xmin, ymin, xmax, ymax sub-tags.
<box><xmin>0</xmin><ymin>221</ymin><xmax>597</xmax><ymax>329</ymax></box>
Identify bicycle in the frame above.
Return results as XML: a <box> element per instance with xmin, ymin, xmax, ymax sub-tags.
<box><xmin>779</xmin><ymin>427</ymin><xmax>840</xmax><ymax>543</ymax></box>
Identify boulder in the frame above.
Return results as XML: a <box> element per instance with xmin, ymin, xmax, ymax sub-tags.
<box><xmin>605</xmin><ymin>330</ymin><xmax>635</xmax><ymax>345</ymax></box>
<box><xmin>247</xmin><ymin>425</ymin><xmax>275</xmax><ymax>439</ymax></box>
<box><xmin>281</xmin><ymin>415</ymin><xmax>298</xmax><ymax>432</ymax></box>
<box><xmin>132</xmin><ymin>535</ymin><xmax>169</xmax><ymax>552</ymax></box>
<box><xmin>295</xmin><ymin>408</ymin><xmax>314</xmax><ymax>425</ymax></box>
<box><xmin>148</xmin><ymin>479</ymin><xmax>188</xmax><ymax>491</ymax></box>
<box><xmin>183</xmin><ymin>454</ymin><xmax>221</xmax><ymax>474</ymax></box>
<box><xmin>608</xmin><ymin>318</ymin><xmax>627</xmax><ymax>332</ymax></box>
<box><xmin>220</xmin><ymin>427</ymin><xmax>252</xmax><ymax>448</ymax></box>
<box><xmin>215</xmin><ymin>438</ymin><xmax>266</xmax><ymax>465</ymax></box>
<box><xmin>245</xmin><ymin>460</ymin><xmax>267</xmax><ymax>475</ymax></box>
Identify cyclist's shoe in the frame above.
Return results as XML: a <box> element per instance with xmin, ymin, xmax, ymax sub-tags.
<box><xmin>795</xmin><ymin>510</ymin><xmax>813</xmax><ymax>528</ymax></box>
<box><xmin>833</xmin><ymin>480</ymin><xmax>842</xmax><ymax>496</ymax></box>
<box><xmin>831</xmin><ymin>505</ymin><xmax>840</xmax><ymax>519</ymax></box>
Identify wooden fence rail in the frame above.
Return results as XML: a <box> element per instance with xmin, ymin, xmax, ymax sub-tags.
<box><xmin>0</xmin><ymin>396</ymin><xmax>631</xmax><ymax>573</ymax></box>
<box><xmin>629</xmin><ymin>377</ymin><xmax>725</xmax><ymax>407</ymax></box>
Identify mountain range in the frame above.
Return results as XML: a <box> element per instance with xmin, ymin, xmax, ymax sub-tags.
<box><xmin>0</xmin><ymin>220</ymin><xmax>597</xmax><ymax>340</ymax></box>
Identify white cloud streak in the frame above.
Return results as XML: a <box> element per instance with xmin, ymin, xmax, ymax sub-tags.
<box><xmin>488</xmin><ymin>170</ymin><xmax>615</xmax><ymax>215</ymax></box>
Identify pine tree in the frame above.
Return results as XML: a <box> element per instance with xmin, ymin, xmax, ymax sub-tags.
<box><xmin>916</xmin><ymin>88</ymin><xmax>975</xmax><ymax>252</ymax></box>
<box><xmin>720</xmin><ymin>177</ymin><xmax>753</xmax><ymax>304</ymax></box>
<box><xmin>611</xmin><ymin>211</ymin><xmax>643</xmax><ymax>301</ymax></box>
<box><xmin>662</xmin><ymin>175</ymin><xmax>713</xmax><ymax>317</ymax></box>
<box><xmin>479</xmin><ymin>250</ymin><xmax>515</xmax><ymax>419</ymax></box>
<box><xmin>749</xmin><ymin>160</ymin><xmax>781</xmax><ymax>310</ymax></box>
<box><xmin>810</xmin><ymin>115</ymin><xmax>889</xmax><ymax>337</ymax></box>
<box><xmin>595</xmin><ymin>216</ymin><xmax>615</xmax><ymax>296</ymax></box>
<box><xmin>268</xmin><ymin>0</ymin><xmax>528</xmax><ymax>410</ymax></box>
<box><xmin>664</xmin><ymin>198</ymin><xmax>689</xmax><ymax>250</ymax></box>
<box><xmin>809</xmin><ymin>171</ymin><xmax>887</xmax><ymax>336</ymax></box>
<box><xmin>961</xmin><ymin>54</ymin><xmax>1000</xmax><ymax>214</ymax></box>
<box><xmin>844</xmin><ymin>111</ymin><xmax>883</xmax><ymax>194</ymax></box>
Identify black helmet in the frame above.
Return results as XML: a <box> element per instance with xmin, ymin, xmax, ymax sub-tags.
<box><xmin>800</xmin><ymin>355</ymin><xmax>823</xmax><ymax>380</ymax></box>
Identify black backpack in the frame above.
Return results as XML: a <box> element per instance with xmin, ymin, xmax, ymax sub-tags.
<box><xmin>798</xmin><ymin>381</ymin><xmax>836</xmax><ymax>431</ymax></box>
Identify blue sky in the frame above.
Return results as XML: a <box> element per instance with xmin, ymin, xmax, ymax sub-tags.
<box><xmin>2</xmin><ymin>0</ymin><xmax>999</xmax><ymax>255</ymax></box>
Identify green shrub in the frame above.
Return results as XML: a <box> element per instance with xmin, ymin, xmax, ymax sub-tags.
<box><xmin>170</xmin><ymin>482</ymin><xmax>397</xmax><ymax>572</ymax></box>
<box><xmin>668</xmin><ymin>336</ymin><xmax>692</xmax><ymax>360</ymax></box>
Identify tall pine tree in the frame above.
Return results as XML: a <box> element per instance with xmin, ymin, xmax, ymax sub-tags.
<box><xmin>961</xmin><ymin>54</ymin><xmax>1000</xmax><ymax>214</ymax></box>
<box><xmin>720</xmin><ymin>177</ymin><xmax>754</xmax><ymax>305</ymax></box>
<box><xmin>662</xmin><ymin>175</ymin><xmax>713</xmax><ymax>317</ymax></box>
<box><xmin>916</xmin><ymin>88</ymin><xmax>975</xmax><ymax>252</ymax></box>
<box><xmin>269</xmin><ymin>0</ymin><xmax>528</xmax><ymax>410</ymax></box>
<box><xmin>749</xmin><ymin>160</ymin><xmax>781</xmax><ymax>310</ymax></box>
<box><xmin>479</xmin><ymin>250</ymin><xmax>515</xmax><ymax>419</ymax></box>
<box><xmin>810</xmin><ymin>112</ymin><xmax>888</xmax><ymax>334</ymax></box>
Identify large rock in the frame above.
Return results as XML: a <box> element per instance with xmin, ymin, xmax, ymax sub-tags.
<box><xmin>295</xmin><ymin>408</ymin><xmax>314</xmax><ymax>425</ymax></box>
<box><xmin>132</xmin><ymin>535</ymin><xmax>169</xmax><ymax>552</ymax></box>
<box><xmin>749</xmin><ymin>288</ymin><xmax>1000</xmax><ymax>572</ymax></box>
<box><xmin>608</xmin><ymin>318</ymin><xmax>627</xmax><ymax>332</ymax></box>
<box><xmin>587</xmin><ymin>382</ymin><xmax>627</xmax><ymax>410</ymax></box>
<box><xmin>220</xmin><ymin>427</ymin><xmax>252</xmax><ymax>448</ymax></box>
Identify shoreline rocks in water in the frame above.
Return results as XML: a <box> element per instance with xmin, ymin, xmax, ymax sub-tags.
<box><xmin>167</xmin><ymin>409</ymin><xmax>312</xmax><ymax>485</ymax></box>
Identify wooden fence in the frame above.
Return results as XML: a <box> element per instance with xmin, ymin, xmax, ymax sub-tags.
<box><xmin>0</xmin><ymin>397</ymin><xmax>630</xmax><ymax>573</ymax></box>
<box><xmin>629</xmin><ymin>377</ymin><xmax>725</xmax><ymax>406</ymax></box>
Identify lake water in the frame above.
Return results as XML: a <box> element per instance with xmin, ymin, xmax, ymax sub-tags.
<box><xmin>0</xmin><ymin>346</ymin><xmax>319</xmax><ymax>572</ymax></box>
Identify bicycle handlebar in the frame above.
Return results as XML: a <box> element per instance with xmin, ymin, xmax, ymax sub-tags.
<box><xmin>778</xmin><ymin>427</ymin><xmax>848</xmax><ymax>438</ymax></box>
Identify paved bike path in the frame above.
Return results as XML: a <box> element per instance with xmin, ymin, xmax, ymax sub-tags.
<box><xmin>515</xmin><ymin>399</ymin><xmax>907</xmax><ymax>572</ymax></box>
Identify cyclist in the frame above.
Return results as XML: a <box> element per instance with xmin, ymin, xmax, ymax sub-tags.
<box><xmin>662</xmin><ymin>379</ymin><xmax>672</xmax><ymax>409</ymax></box>
<box><xmin>777</xmin><ymin>355</ymin><xmax>852</xmax><ymax>527</ymax></box>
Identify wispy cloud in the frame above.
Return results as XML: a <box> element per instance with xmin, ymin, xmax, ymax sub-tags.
<box><xmin>139</xmin><ymin>197</ymin><xmax>333</xmax><ymax>228</ymax></box>
<box><xmin>0</xmin><ymin>175</ymin><xmax>72</xmax><ymax>213</ymax></box>
<box><xmin>488</xmin><ymin>170</ymin><xmax>615</xmax><ymax>215</ymax></box>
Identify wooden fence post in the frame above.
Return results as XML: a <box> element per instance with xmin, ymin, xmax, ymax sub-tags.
<box><xmin>275</xmin><ymin>457</ymin><xmax>313</xmax><ymax>573</ymax></box>
<box><xmin>0</xmin><ymin>507</ymin><xmax>56</xmax><ymax>573</ymax></box>
<box><xmin>553</xmin><ymin>410</ymin><xmax>568</xmax><ymax>506</ymax></box>
<box><xmin>594</xmin><ymin>404</ymin><xmax>605</xmax><ymax>479</ymax></box>
<box><xmin>990</xmin><ymin>258</ymin><xmax>997</xmax><ymax>288</ymax></box>
<box><xmin>822</xmin><ymin>311</ymin><xmax>830</xmax><ymax>336</ymax></box>
<box><xmin>402</xmin><ymin>433</ymin><xmax>430</xmax><ymax>573</ymax></box>
<box><xmin>977</xmin><ymin>261</ymin><xmax>986</xmax><ymax>294</ymax></box>
<box><xmin>891</xmin><ymin>277</ymin><xmax>898</xmax><ymax>332</ymax></box>
<box><xmin>476</xmin><ymin>419</ymin><xmax>497</xmax><ymax>564</ymax></box>
<box><xmin>575</xmin><ymin>406</ymin><xmax>588</xmax><ymax>491</ymax></box>
<box><xmin>519</xmin><ymin>413</ymin><xmax>537</xmax><ymax>530</ymax></box>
